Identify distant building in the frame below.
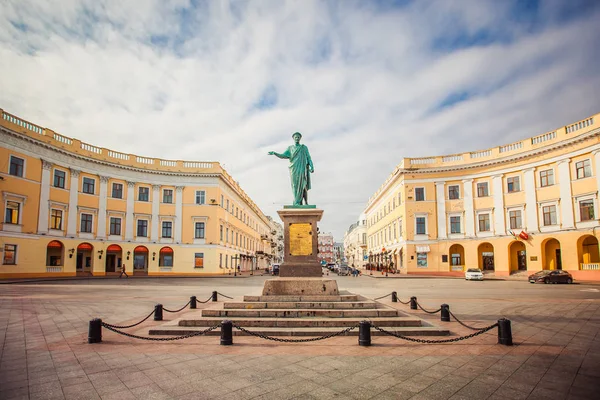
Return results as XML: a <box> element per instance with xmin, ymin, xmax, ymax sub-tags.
<box><xmin>344</xmin><ymin>214</ymin><xmax>367</xmax><ymax>269</ymax></box>
<box><xmin>333</xmin><ymin>242</ymin><xmax>344</xmax><ymax>264</ymax></box>
<box><xmin>318</xmin><ymin>233</ymin><xmax>334</xmax><ymax>264</ymax></box>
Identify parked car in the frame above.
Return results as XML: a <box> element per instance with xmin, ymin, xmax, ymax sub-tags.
<box><xmin>465</xmin><ymin>268</ymin><xmax>484</xmax><ymax>281</ymax></box>
<box><xmin>271</xmin><ymin>264</ymin><xmax>280</xmax><ymax>276</ymax></box>
<box><xmin>528</xmin><ymin>270</ymin><xmax>573</xmax><ymax>284</ymax></box>
<box><xmin>338</xmin><ymin>266</ymin><xmax>351</xmax><ymax>276</ymax></box>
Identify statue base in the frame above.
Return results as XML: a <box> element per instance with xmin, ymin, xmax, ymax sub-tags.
<box><xmin>262</xmin><ymin>278</ymin><xmax>339</xmax><ymax>296</ymax></box>
<box><xmin>279</xmin><ymin>263</ymin><xmax>323</xmax><ymax>277</ymax></box>
<box><xmin>277</xmin><ymin>208</ymin><xmax>324</xmax><ymax>278</ymax></box>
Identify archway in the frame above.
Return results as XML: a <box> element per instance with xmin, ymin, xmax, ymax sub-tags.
<box><xmin>478</xmin><ymin>242</ymin><xmax>494</xmax><ymax>271</ymax></box>
<box><xmin>509</xmin><ymin>241</ymin><xmax>527</xmax><ymax>272</ymax></box>
<box><xmin>46</xmin><ymin>240</ymin><xmax>64</xmax><ymax>267</ymax></box>
<box><xmin>76</xmin><ymin>243</ymin><xmax>93</xmax><ymax>273</ymax></box>
<box><xmin>542</xmin><ymin>238</ymin><xmax>561</xmax><ymax>270</ymax></box>
<box><xmin>159</xmin><ymin>247</ymin><xmax>174</xmax><ymax>268</ymax></box>
<box><xmin>134</xmin><ymin>245</ymin><xmax>149</xmax><ymax>274</ymax></box>
<box><xmin>105</xmin><ymin>244</ymin><xmax>122</xmax><ymax>273</ymax></box>
<box><xmin>449</xmin><ymin>244</ymin><xmax>465</xmax><ymax>271</ymax></box>
<box><xmin>577</xmin><ymin>235</ymin><xmax>599</xmax><ymax>270</ymax></box>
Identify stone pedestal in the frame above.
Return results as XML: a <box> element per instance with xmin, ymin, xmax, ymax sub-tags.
<box><xmin>262</xmin><ymin>278</ymin><xmax>339</xmax><ymax>296</ymax></box>
<box><xmin>277</xmin><ymin>208</ymin><xmax>324</xmax><ymax>277</ymax></box>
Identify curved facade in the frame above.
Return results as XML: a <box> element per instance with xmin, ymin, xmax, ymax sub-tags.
<box><xmin>0</xmin><ymin>109</ymin><xmax>275</xmax><ymax>278</ymax></box>
<box><xmin>364</xmin><ymin>112</ymin><xmax>600</xmax><ymax>280</ymax></box>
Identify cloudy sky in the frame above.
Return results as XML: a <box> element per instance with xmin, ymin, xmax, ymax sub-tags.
<box><xmin>1</xmin><ymin>0</ymin><xmax>600</xmax><ymax>241</ymax></box>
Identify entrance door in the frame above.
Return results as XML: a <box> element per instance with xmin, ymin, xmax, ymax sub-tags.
<box><xmin>556</xmin><ymin>249</ymin><xmax>562</xmax><ymax>270</ymax></box>
<box><xmin>76</xmin><ymin>254</ymin><xmax>83</xmax><ymax>270</ymax></box>
<box><xmin>106</xmin><ymin>254</ymin><xmax>116</xmax><ymax>272</ymax></box>
<box><xmin>482</xmin><ymin>252</ymin><xmax>494</xmax><ymax>271</ymax></box>
<box><xmin>518</xmin><ymin>251</ymin><xmax>527</xmax><ymax>271</ymax></box>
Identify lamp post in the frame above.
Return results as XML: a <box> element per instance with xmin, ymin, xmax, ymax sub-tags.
<box><xmin>233</xmin><ymin>254</ymin><xmax>239</xmax><ymax>277</ymax></box>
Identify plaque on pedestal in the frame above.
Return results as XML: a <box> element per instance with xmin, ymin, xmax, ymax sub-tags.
<box><xmin>277</xmin><ymin>208</ymin><xmax>324</xmax><ymax>277</ymax></box>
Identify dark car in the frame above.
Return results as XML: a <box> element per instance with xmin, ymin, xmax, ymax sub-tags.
<box><xmin>528</xmin><ymin>270</ymin><xmax>573</xmax><ymax>284</ymax></box>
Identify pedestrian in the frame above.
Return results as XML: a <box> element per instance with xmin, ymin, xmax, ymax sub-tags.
<box><xmin>119</xmin><ymin>264</ymin><xmax>129</xmax><ymax>279</ymax></box>
<box><xmin>237</xmin><ymin>265</ymin><xmax>241</xmax><ymax>274</ymax></box>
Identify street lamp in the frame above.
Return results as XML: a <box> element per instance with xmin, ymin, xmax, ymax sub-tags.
<box><xmin>233</xmin><ymin>254</ymin><xmax>239</xmax><ymax>276</ymax></box>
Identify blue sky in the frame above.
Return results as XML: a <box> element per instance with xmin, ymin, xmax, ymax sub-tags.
<box><xmin>1</xmin><ymin>0</ymin><xmax>599</xmax><ymax>240</ymax></box>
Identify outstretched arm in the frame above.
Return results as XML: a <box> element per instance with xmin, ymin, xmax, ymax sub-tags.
<box><xmin>268</xmin><ymin>148</ymin><xmax>291</xmax><ymax>159</ymax></box>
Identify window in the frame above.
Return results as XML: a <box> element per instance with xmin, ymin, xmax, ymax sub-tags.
<box><xmin>448</xmin><ymin>185</ymin><xmax>460</xmax><ymax>200</ymax></box>
<box><xmin>451</xmin><ymin>253</ymin><xmax>461</xmax><ymax>266</ymax></box>
<box><xmin>138</xmin><ymin>187</ymin><xmax>149</xmax><ymax>201</ymax></box>
<box><xmin>576</xmin><ymin>160</ymin><xmax>592</xmax><ymax>179</ymax></box>
<box><xmin>226</xmin><ymin>199</ymin><xmax>229</xmax><ymax>211</ymax></box>
<box><xmin>415</xmin><ymin>187</ymin><xmax>425</xmax><ymax>201</ymax></box>
<box><xmin>195</xmin><ymin>222</ymin><xmax>205</xmax><ymax>239</ymax></box>
<box><xmin>220</xmin><ymin>225</ymin><xmax>223</xmax><ymax>241</ymax></box>
<box><xmin>509</xmin><ymin>210</ymin><xmax>522</xmax><ymax>229</ymax></box>
<box><xmin>9</xmin><ymin>156</ymin><xmax>24</xmax><ymax>177</ymax></box>
<box><xmin>195</xmin><ymin>190</ymin><xmax>205</xmax><ymax>205</ymax></box>
<box><xmin>540</xmin><ymin>169</ymin><xmax>554</xmax><ymax>187</ymax></box>
<box><xmin>226</xmin><ymin>227</ymin><xmax>229</xmax><ymax>243</ymax></box>
<box><xmin>161</xmin><ymin>253</ymin><xmax>173</xmax><ymax>267</ymax></box>
<box><xmin>542</xmin><ymin>205</ymin><xmax>557</xmax><ymax>226</ymax></box>
<box><xmin>53</xmin><ymin>170</ymin><xmax>65</xmax><ymax>188</ymax></box>
<box><xmin>82</xmin><ymin>177</ymin><xmax>95</xmax><ymax>194</ymax></box>
<box><xmin>507</xmin><ymin>176</ymin><xmax>520</xmax><ymax>192</ymax></box>
<box><xmin>416</xmin><ymin>252</ymin><xmax>427</xmax><ymax>268</ymax></box>
<box><xmin>478</xmin><ymin>214</ymin><xmax>490</xmax><ymax>232</ymax></box>
<box><xmin>50</xmin><ymin>209</ymin><xmax>62</xmax><ymax>230</ymax></box>
<box><xmin>221</xmin><ymin>195</ymin><xmax>224</xmax><ymax>207</ymax></box>
<box><xmin>194</xmin><ymin>253</ymin><xmax>204</xmax><ymax>268</ymax></box>
<box><xmin>4</xmin><ymin>201</ymin><xmax>20</xmax><ymax>224</ymax></box>
<box><xmin>219</xmin><ymin>253</ymin><xmax>223</xmax><ymax>268</ymax></box>
<box><xmin>3</xmin><ymin>244</ymin><xmax>16</xmax><ymax>265</ymax></box>
<box><xmin>580</xmin><ymin>200</ymin><xmax>595</xmax><ymax>221</ymax></box>
<box><xmin>80</xmin><ymin>214</ymin><xmax>93</xmax><ymax>233</ymax></box>
<box><xmin>477</xmin><ymin>182</ymin><xmax>488</xmax><ymax>197</ymax></box>
<box><xmin>109</xmin><ymin>217</ymin><xmax>121</xmax><ymax>235</ymax></box>
<box><xmin>112</xmin><ymin>183</ymin><xmax>123</xmax><ymax>199</ymax></box>
<box><xmin>162</xmin><ymin>221</ymin><xmax>172</xmax><ymax>238</ymax></box>
<box><xmin>416</xmin><ymin>217</ymin><xmax>426</xmax><ymax>235</ymax></box>
<box><xmin>137</xmin><ymin>220</ymin><xmax>148</xmax><ymax>237</ymax></box>
<box><xmin>450</xmin><ymin>216</ymin><xmax>461</xmax><ymax>234</ymax></box>
<box><xmin>163</xmin><ymin>189</ymin><xmax>173</xmax><ymax>203</ymax></box>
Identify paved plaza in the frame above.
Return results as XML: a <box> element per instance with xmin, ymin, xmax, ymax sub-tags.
<box><xmin>1</xmin><ymin>275</ymin><xmax>599</xmax><ymax>400</ymax></box>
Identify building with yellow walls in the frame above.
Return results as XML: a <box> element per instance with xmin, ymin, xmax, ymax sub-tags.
<box><xmin>365</xmin><ymin>112</ymin><xmax>600</xmax><ymax>281</ymax></box>
<box><xmin>0</xmin><ymin>108</ymin><xmax>276</xmax><ymax>278</ymax></box>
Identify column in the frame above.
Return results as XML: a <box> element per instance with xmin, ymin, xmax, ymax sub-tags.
<box><xmin>125</xmin><ymin>181</ymin><xmax>135</xmax><ymax>240</ymax></box>
<box><xmin>492</xmin><ymin>174</ymin><xmax>505</xmax><ymax>235</ymax></box>
<box><xmin>37</xmin><ymin>160</ymin><xmax>52</xmax><ymax>234</ymax></box>
<box><xmin>435</xmin><ymin>182</ymin><xmax>447</xmax><ymax>239</ymax></box>
<box><xmin>523</xmin><ymin>168</ymin><xmax>538</xmax><ymax>232</ymax></box>
<box><xmin>97</xmin><ymin>176</ymin><xmax>109</xmax><ymax>239</ymax></box>
<box><xmin>557</xmin><ymin>159</ymin><xmax>574</xmax><ymax>229</ymax></box>
<box><xmin>462</xmin><ymin>179</ymin><xmax>474</xmax><ymax>237</ymax></box>
<box><xmin>174</xmin><ymin>186</ymin><xmax>183</xmax><ymax>242</ymax></box>
<box><xmin>151</xmin><ymin>185</ymin><xmax>160</xmax><ymax>241</ymax></box>
<box><xmin>66</xmin><ymin>169</ymin><xmax>80</xmax><ymax>236</ymax></box>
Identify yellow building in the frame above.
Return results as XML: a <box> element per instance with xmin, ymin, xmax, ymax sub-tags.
<box><xmin>0</xmin><ymin>109</ymin><xmax>275</xmax><ymax>278</ymax></box>
<box><xmin>365</xmin><ymin>112</ymin><xmax>600</xmax><ymax>281</ymax></box>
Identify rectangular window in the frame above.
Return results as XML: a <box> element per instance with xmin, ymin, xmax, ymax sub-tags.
<box><xmin>507</xmin><ymin>176</ymin><xmax>520</xmax><ymax>192</ymax></box>
<box><xmin>416</xmin><ymin>217</ymin><xmax>426</xmax><ymax>235</ymax></box>
<box><xmin>137</xmin><ymin>220</ymin><xmax>148</xmax><ymax>237</ymax></box>
<box><xmin>576</xmin><ymin>160</ymin><xmax>592</xmax><ymax>179</ymax></box>
<box><xmin>162</xmin><ymin>221</ymin><xmax>172</xmax><ymax>238</ymax></box>
<box><xmin>3</xmin><ymin>244</ymin><xmax>17</xmax><ymax>265</ymax></box>
<box><xmin>221</xmin><ymin>195</ymin><xmax>224</xmax><ymax>207</ymax></box>
<box><xmin>194</xmin><ymin>253</ymin><xmax>204</xmax><ymax>268</ymax></box>
<box><xmin>450</xmin><ymin>216</ymin><xmax>461</xmax><ymax>234</ymax></box>
<box><xmin>109</xmin><ymin>217</ymin><xmax>121</xmax><ymax>235</ymax></box>
<box><xmin>163</xmin><ymin>189</ymin><xmax>173</xmax><ymax>203</ymax></box>
<box><xmin>543</xmin><ymin>205</ymin><xmax>557</xmax><ymax>226</ymax></box>
<box><xmin>112</xmin><ymin>183</ymin><xmax>123</xmax><ymax>199</ymax></box>
<box><xmin>161</xmin><ymin>254</ymin><xmax>173</xmax><ymax>267</ymax></box>
<box><xmin>50</xmin><ymin>209</ymin><xmax>62</xmax><ymax>230</ymax></box>
<box><xmin>451</xmin><ymin>253</ymin><xmax>461</xmax><ymax>266</ymax></box>
<box><xmin>220</xmin><ymin>225</ymin><xmax>223</xmax><ymax>241</ymax></box>
<box><xmin>138</xmin><ymin>187</ymin><xmax>149</xmax><ymax>201</ymax></box>
<box><xmin>219</xmin><ymin>253</ymin><xmax>223</xmax><ymax>268</ymax></box>
<box><xmin>416</xmin><ymin>252</ymin><xmax>427</xmax><ymax>268</ymax></box>
<box><xmin>226</xmin><ymin>199</ymin><xmax>230</xmax><ymax>211</ymax></box>
<box><xmin>509</xmin><ymin>210</ymin><xmax>522</xmax><ymax>229</ymax></box>
<box><xmin>195</xmin><ymin>222</ymin><xmax>205</xmax><ymax>239</ymax></box>
<box><xmin>195</xmin><ymin>190</ymin><xmax>205</xmax><ymax>205</ymax></box>
<box><xmin>477</xmin><ymin>182</ymin><xmax>489</xmax><ymax>197</ymax></box>
<box><xmin>226</xmin><ymin>227</ymin><xmax>229</xmax><ymax>243</ymax></box>
<box><xmin>448</xmin><ymin>185</ymin><xmax>460</xmax><ymax>200</ymax></box>
<box><xmin>415</xmin><ymin>187</ymin><xmax>425</xmax><ymax>201</ymax></box>
<box><xmin>580</xmin><ymin>200</ymin><xmax>595</xmax><ymax>221</ymax></box>
<box><xmin>540</xmin><ymin>169</ymin><xmax>554</xmax><ymax>187</ymax></box>
<box><xmin>9</xmin><ymin>156</ymin><xmax>24</xmax><ymax>177</ymax></box>
<box><xmin>478</xmin><ymin>214</ymin><xmax>490</xmax><ymax>232</ymax></box>
<box><xmin>82</xmin><ymin>177</ymin><xmax>95</xmax><ymax>194</ymax></box>
<box><xmin>80</xmin><ymin>213</ymin><xmax>93</xmax><ymax>233</ymax></box>
<box><xmin>53</xmin><ymin>170</ymin><xmax>65</xmax><ymax>188</ymax></box>
<box><xmin>4</xmin><ymin>201</ymin><xmax>20</xmax><ymax>224</ymax></box>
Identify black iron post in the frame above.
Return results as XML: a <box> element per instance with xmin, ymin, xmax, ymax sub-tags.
<box><xmin>441</xmin><ymin>304</ymin><xmax>450</xmax><ymax>322</ymax></box>
<box><xmin>391</xmin><ymin>291</ymin><xmax>398</xmax><ymax>303</ymax></box>
<box><xmin>410</xmin><ymin>296</ymin><xmax>417</xmax><ymax>310</ymax></box>
<box><xmin>220</xmin><ymin>320</ymin><xmax>233</xmax><ymax>345</ymax></box>
<box><xmin>190</xmin><ymin>296</ymin><xmax>197</xmax><ymax>309</ymax></box>
<box><xmin>212</xmin><ymin>291</ymin><xmax>218</xmax><ymax>302</ymax></box>
<box><xmin>154</xmin><ymin>304</ymin><xmax>163</xmax><ymax>321</ymax></box>
<box><xmin>88</xmin><ymin>318</ymin><xmax>102</xmax><ymax>344</ymax></box>
<box><xmin>498</xmin><ymin>318</ymin><xmax>513</xmax><ymax>346</ymax></box>
<box><xmin>358</xmin><ymin>321</ymin><xmax>371</xmax><ymax>346</ymax></box>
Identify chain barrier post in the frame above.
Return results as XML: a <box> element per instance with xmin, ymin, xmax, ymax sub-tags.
<box><xmin>358</xmin><ymin>321</ymin><xmax>371</xmax><ymax>346</ymax></box>
<box><xmin>410</xmin><ymin>296</ymin><xmax>417</xmax><ymax>310</ymax></box>
<box><xmin>220</xmin><ymin>320</ymin><xmax>233</xmax><ymax>345</ymax></box>
<box><xmin>391</xmin><ymin>291</ymin><xmax>398</xmax><ymax>303</ymax></box>
<box><xmin>441</xmin><ymin>304</ymin><xmax>450</xmax><ymax>322</ymax></box>
<box><xmin>154</xmin><ymin>304</ymin><xmax>163</xmax><ymax>321</ymax></box>
<box><xmin>498</xmin><ymin>318</ymin><xmax>513</xmax><ymax>346</ymax></box>
<box><xmin>190</xmin><ymin>296</ymin><xmax>197</xmax><ymax>309</ymax></box>
<box><xmin>88</xmin><ymin>318</ymin><xmax>102</xmax><ymax>344</ymax></box>
<box><xmin>212</xmin><ymin>291</ymin><xmax>218</xmax><ymax>302</ymax></box>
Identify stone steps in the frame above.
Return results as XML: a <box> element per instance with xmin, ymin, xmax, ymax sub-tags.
<box><xmin>224</xmin><ymin>301</ymin><xmax>381</xmax><ymax>309</ymax></box>
<box><xmin>201</xmin><ymin>308</ymin><xmax>399</xmax><ymax>318</ymax></box>
<box><xmin>178</xmin><ymin>316</ymin><xmax>423</xmax><ymax>328</ymax></box>
<box><xmin>243</xmin><ymin>295</ymin><xmax>360</xmax><ymax>302</ymax></box>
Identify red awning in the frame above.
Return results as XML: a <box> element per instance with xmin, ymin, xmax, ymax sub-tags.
<box><xmin>159</xmin><ymin>247</ymin><xmax>173</xmax><ymax>254</ymax></box>
<box><xmin>134</xmin><ymin>246</ymin><xmax>148</xmax><ymax>253</ymax></box>
<box><xmin>106</xmin><ymin>244</ymin><xmax>122</xmax><ymax>252</ymax></box>
<box><xmin>78</xmin><ymin>243</ymin><xmax>93</xmax><ymax>251</ymax></box>
<box><xmin>47</xmin><ymin>240</ymin><xmax>63</xmax><ymax>248</ymax></box>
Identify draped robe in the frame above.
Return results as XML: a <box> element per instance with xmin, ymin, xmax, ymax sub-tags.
<box><xmin>279</xmin><ymin>144</ymin><xmax>313</xmax><ymax>205</ymax></box>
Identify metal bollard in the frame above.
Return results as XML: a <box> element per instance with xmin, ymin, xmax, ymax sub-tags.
<box><xmin>190</xmin><ymin>296</ymin><xmax>197</xmax><ymax>309</ymax></box>
<box><xmin>220</xmin><ymin>320</ymin><xmax>233</xmax><ymax>345</ymax></box>
<box><xmin>391</xmin><ymin>291</ymin><xmax>398</xmax><ymax>303</ymax></box>
<box><xmin>498</xmin><ymin>318</ymin><xmax>513</xmax><ymax>346</ymax></box>
<box><xmin>410</xmin><ymin>296</ymin><xmax>417</xmax><ymax>310</ymax></box>
<box><xmin>441</xmin><ymin>304</ymin><xmax>450</xmax><ymax>322</ymax></box>
<box><xmin>212</xmin><ymin>291</ymin><xmax>218</xmax><ymax>302</ymax></box>
<box><xmin>154</xmin><ymin>304</ymin><xmax>163</xmax><ymax>321</ymax></box>
<box><xmin>358</xmin><ymin>321</ymin><xmax>371</xmax><ymax>346</ymax></box>
<box><xmin>88</xmin><ymin>318</ymin><xmax>102</xmax><ymax>344</ymax></box>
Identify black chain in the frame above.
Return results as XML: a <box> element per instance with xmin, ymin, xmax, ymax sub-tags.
<box><xmin>102</xmin><ymin>323</ymin><xmax>219</xmax><ymax>341</ymax></box>
<box><xmin>374</xmin><ymin>293</ymin><xmax>393</xmax><ymax>300</ymax></box>
<box><xmin>103</xmin><ymin>309</ymin><xmax>156</xmax><ymax>329</ymax></box>
<box><xmin>217</xmin><ymin>292</ymin><xmax>233</xmax><ymax>299</ymax></box>
<box><xmin>232</xmin><ymin>323</ymin><xmax>358</xmax><ymax>342</ymax></box>
<box><xmin>397</xmin><ymin>298</ymin><xmax>411</xmax><ymax>305</ymax></box>
<box><xmin>449</xmin><ymin>311</ymin><xmax>494</xmax><ymax>331</ymax></box>
<box><xmin>196</xmin><ymin>295</ymin><xmax>214</xmax><ymax>304</ymax></box>
<box><xmin>371</xmin><ymin>323</ymin><xmax>498</xmax><ymax>344</ymax></box>
<box><xmin>163</xmin><ymin>300</ymin><xmax>192</xmax><ymax>313</ymax></box>
<box><xmin>417</xmin><ymin>302</ymin><xmax>441</xmax><ymax>314</ymax></box>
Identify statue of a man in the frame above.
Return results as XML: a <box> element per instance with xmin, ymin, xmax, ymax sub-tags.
<box><xmin>268</xmin><ymin>132</ymin><xmax>314</xmax><ymax>206</ymax></box>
